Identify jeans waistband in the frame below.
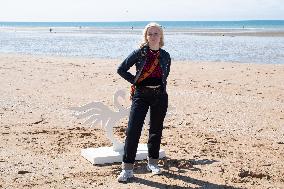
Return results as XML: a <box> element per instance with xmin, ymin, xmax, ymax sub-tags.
<box><xmin>136</xmin><ymin>85</ymin><xmax>163</xmax><ymax>94</ymax></box>
<box><xmin>144</xmin><ymin>85</ymin><xmax>161</xmax><ymax>89</ymax></box>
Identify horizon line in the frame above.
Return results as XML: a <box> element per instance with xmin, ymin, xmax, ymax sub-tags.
<box><xmin>1</xmin><ymin>19</ymin><xmax>284</xmax><ymax>23</ymax></box>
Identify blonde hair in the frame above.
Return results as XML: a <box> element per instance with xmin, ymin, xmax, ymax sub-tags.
<box><xmin>139</xmin><ymin>22</ymin><xmax>164</xmax><ymax>48</ymax></box>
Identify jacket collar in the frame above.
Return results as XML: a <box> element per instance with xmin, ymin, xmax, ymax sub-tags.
<box><xmin>141</xmin><ymin>45</ymin><xmax>164</xmax><ymax>58</ymax></box>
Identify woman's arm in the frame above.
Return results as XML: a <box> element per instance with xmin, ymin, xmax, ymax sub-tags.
<box><xmin>117</xmin><ymin>49</ymin><xmax>140</xmax><ymax>84</ymax></box>
<box><xmin>166</xmin><ymin>53</ymin><xmax>171</xmax><ymax>78</ymax></box>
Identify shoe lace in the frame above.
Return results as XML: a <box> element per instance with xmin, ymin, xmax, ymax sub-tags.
<box><xmin>148</xmin><ymin>164</ymin><xmax>160</xmax><ymax>172</ymax></box>
<box><xmin>120</xmin><ymin>170</ymin><xmax>133</xmax><ymax>178</ymax></box>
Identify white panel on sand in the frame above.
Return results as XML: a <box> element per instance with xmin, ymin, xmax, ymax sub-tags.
<box><xmin>81</xmin><ymin>144</ymin><xmax>165</xmax><ymax>165</ymax></box>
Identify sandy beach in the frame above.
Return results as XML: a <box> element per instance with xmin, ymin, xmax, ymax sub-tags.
<box><xmin>0</xmin><ymin>53</ymin><xmax>283</xmax><ymax>188</ymax></box>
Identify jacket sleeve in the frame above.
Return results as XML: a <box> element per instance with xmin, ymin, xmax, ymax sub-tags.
<box><xmin>166</xmin><ymin>53</ymin><xmax>171</xmax><ymax>78</ymax></box>
<box><xmin>117</xmin><ymin>49</ymin><xmax>140</xmax><ymax>84</ymax></box>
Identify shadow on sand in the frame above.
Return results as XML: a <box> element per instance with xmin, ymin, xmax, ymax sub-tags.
<box><xmin>109</xmin><ymin>157</ymin><xmax>242</xmax><ymax>189</ymax></box>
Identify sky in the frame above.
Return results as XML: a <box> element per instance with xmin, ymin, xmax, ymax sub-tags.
<box><xmin>0</xmin><ymin>0</ymin><xmax>284</xmax><ymax>22</ymax></box>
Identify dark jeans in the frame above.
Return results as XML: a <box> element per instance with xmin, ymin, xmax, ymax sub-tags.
<box><xmin>123</xmin><ymin>86</ymin><xmax>168</xmax><ymax>164</ymax></box>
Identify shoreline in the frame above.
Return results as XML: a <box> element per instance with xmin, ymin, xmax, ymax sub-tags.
<box><xmin>1</xmin><ymin>52</ymin><xmax>283</xmax><ymax>65</ymax></box>
<box><xmin>1</xmin><ymin>26</ymin><xmax>284</xmax><ymax>37</ymax></box>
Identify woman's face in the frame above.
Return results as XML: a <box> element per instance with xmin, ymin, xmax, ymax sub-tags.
<box><xmin>146</xmin><ymin>26</ymin><xmax>161</xmax><ymax>48</ymax></box>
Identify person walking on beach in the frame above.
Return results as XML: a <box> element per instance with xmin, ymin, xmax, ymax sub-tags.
<box><xmin>117</xmin><ymin>22</ymin><xmax>171</xmax><ymax>182</ymax></box>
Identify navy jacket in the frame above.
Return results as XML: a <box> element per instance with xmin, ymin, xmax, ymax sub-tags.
<box><xmin>117</xmin><ymin>45</ymin><xmax>171</xmax><ymax>92</ymax></box>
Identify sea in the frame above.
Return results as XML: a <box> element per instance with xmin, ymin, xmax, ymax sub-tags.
<box><xmin>0</xmin><ymin>20</ymin><xmax>284</xmax><ymax>64</ymax></box>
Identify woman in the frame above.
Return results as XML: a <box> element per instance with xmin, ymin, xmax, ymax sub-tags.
<box><xmin>117</xmin><ymin>22</ymin><xmax>171</xmax><ymax>182</ymax></box>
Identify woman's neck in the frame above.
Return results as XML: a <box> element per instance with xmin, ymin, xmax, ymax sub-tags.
<box><xmin>149</xmin><ymin>45</ymin><xmax>159</xmax><ymax>51</ymax></box>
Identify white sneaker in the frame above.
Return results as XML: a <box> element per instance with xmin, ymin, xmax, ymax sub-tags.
<box><xmin>117</xmin><ymin>169</ymin><xmax>134</xmax><ymax>182</ymax></box>
<box><xmin>147</xmin><ymin>164</ymin><xmax>162</xmax><ymax>175</ymax></box>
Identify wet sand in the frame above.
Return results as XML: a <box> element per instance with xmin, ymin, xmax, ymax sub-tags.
<box><xmin>166</xmin><ymin>29</ymin><xmax>284</xmax><ymax>37</ymax></box>
<box><xmin>2</xmin><ymin>26</ymin><xmax>284</xmax><ymax>37</ymax></box>
<box><xmin>0</xmin><ymin>54</ymin><xmax>283</xmax><ymax>188</ymax></box>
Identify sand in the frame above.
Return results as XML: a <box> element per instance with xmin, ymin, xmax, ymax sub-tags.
<box><xmin>0</xmin><ymin>53</ymin><xmax>283</xmax><ymax>188</ymax></box>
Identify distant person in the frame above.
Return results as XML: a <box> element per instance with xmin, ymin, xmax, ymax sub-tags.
<box><xmin>117</xmin><ymin>22</ymin><xmax>171</xmax><ymax>182</ymax></box>
<box><xmin>49</xmin><ymin>28</ymin><xmax>52</xmax><ymax>33</ymax></box>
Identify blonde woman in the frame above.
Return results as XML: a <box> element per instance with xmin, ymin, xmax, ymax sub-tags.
<box><xmin>117</xmin><ymin>22</ymin><xmax>171</xmax><ymax>182</ymax></box>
